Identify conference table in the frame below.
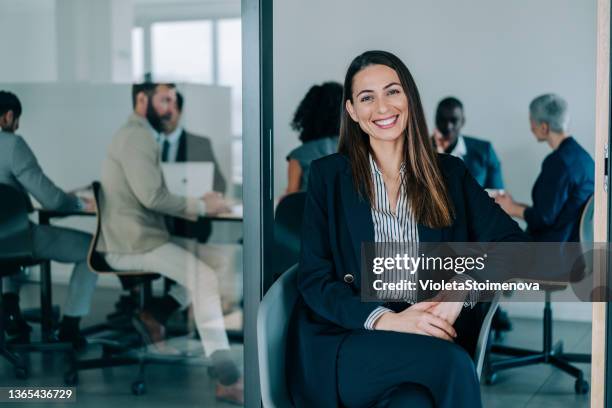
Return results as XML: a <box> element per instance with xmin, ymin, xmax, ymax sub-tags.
<box><xmin>35</xmin><ymin>206</ymin><xmax>243</xmax><ymax>341</ymax></box>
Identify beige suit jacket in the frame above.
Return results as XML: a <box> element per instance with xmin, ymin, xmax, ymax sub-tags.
<box><xmin>98</xmin><ymin>114</ymin><xmax>200</xmax><ymax>254</ymax></box>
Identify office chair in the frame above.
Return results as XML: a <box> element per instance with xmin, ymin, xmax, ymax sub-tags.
<box><xmin>269</xmin><ymin>192</ymin><xmax>306</xmax><ymax>291</ymax></box>
<box><xmin>257</xmin><ymin>264</ymin><xmax>501</xmax><ymax>408</ymax></box>
<box><xmin>484</xmin><ymin>195</ymin><xmax>594</xmax><ymax>394</ymax></box>
<box><xmin>65</xmin><ymin>181</ymin><xmax>162</xmax><ymax>395</ymax></box>
<box><xmin>0</xmin><ymin>184</ymin><xmax>75</xmax><ymax>379</ymax></box>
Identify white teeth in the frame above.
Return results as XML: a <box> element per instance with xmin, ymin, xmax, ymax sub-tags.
<box><xmin>375</xmin><ymin>116</ymin><xmax>397</xmax><ymax>126</ymax></box>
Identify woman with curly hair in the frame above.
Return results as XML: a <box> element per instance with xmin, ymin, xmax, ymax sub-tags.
<box><xmin>285</xmin><ymin>81</ymin><xmax>343</xmax><ymax>194</ymax></box>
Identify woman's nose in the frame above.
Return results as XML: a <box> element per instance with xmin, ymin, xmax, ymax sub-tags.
<box><xmin>376</xmin><ymin>98</ymin><xmax>390</xmax><ymax>114</ymax></box>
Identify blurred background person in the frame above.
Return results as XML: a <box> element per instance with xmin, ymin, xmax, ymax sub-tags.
<box><xmin>496</xmin><ymin>94</ymin><xmax>594</xmax><ymax>243</ymax></box>
<box><xmin>161</xmin><ymin>91</ymin><xmax>226</xmax><ymax>243</ymax></box>
<box><xmin>432</xmin><ymin>96</ymin><xmax>511</xmax><ymax>334</ymax></box>
<box><xmin>0</xmin><ymin>90</ymin><xmax>97</xmax><ymax>348</ymax></box>
<box><xmin>285</xmin><ymin>81</ymin><xmax>343</xmax><ymax>194</ymax></box>
<box><xmin>98</xmin><ymin>83</ymin><xmax>242</xmax><ymax>404</ymax></box>
<box><xmin>433</xmin><ymin>97</ymin><xmax>504</xmax><ymax>190</ymax></box>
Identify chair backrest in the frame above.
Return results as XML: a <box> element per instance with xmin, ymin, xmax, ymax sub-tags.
<box><xmin>256</xmin><ymin>263</ymin><xmax>497</xmax><ymax>406</ymax></box>
<box><xmin>270</xmin><ymin>192</ymin><xmax>307</xmax><ymax>289</ymax></box>
<box><xmin>0</xmin><ymin>184</ymin><xmax>34</xmax><ymax>263</ymax></box>
<box><xmin>87</xmin><ymin>181</ymin><xmax>116</xmax><ymax>273</ymax></box>
<box><xmin>257</xmin><ymin>264</ymin><xmax>299</xmax><ymax>408</ymax></box>
<box><xmin>579</xmin><ymin>195</ymin><xmax>594</xmax><ymax>243</ymax></box>
<box><xmin>473</xmin><ymin>292</ymin><xmax>501</xmax><ymax>379</ymax></box>
<box><xmin>575</xmin><ymin>195</ymin><xmax>595</xmax><ymax>282</ymax></box>
<box><xmin>88</xmin><ymin>182</ymin><xmax>159</xmax><ymax>290</ymax></box>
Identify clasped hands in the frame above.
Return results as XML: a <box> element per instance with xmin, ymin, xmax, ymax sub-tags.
<box><xmin>373</xmin><ymin>291</ymin><xmax>468</xmax><ymax>342</ymax></box>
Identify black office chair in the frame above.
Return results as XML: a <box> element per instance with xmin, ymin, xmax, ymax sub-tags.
<box><xmin>268</xmin><ymin>192</ymin><xmax>307</xmax><ymax>292</ymax></box>
<box><xmin>0</xmin><ymin>184</ymin><xmax>75</xmax><ymax>379</ymax></box>
<box><xmin>484</xmin><ymin>196</ymin><xmax>594</xmax><ymax>394</ymax></box>
<box><xmin>65</xmin><ymin>181</ymin><xmax>162</xmax><ymax>395</ymax></box>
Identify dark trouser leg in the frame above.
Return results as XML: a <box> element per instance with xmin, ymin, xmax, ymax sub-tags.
<box><xmin>337</xmin><ymin>330</ymin><xmax>482</xmax><ymax>408</ymax></box>
<box><xmin>31</xmin><ymin>224</ymin><xmax>97</xmax><ymax>317</ymax></box>
<box><xmin>377</xmin><ymin>383</ymin><xmax>434</xmax><ymax>408</ymax></box>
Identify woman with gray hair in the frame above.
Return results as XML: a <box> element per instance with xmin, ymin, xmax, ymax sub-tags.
<box><xmin>495</xmin><ymin>93</ymin><xmax>594</xmax><ymax>242</ymax></box>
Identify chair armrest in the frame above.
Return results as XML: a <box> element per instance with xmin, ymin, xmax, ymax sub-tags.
<box><xmin>474</xmin><ymin>292</ymin><xmax>501</xmax><ymax>379</ymax></box>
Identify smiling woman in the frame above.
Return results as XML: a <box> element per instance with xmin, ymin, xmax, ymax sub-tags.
<box><xmin>338</xmin><ymin>51</ymin><xmax>454</xmax><ymax>228</ymax></box>
<box><xmin>286</xmin><ymin>50</ymin><xmax>529</xmax><ymax>408</ymax></box>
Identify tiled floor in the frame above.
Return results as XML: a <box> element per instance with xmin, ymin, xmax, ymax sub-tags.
<box><xmin>1</xmin><ymin>283</ymin><xmax>592</xmax><ymax>407</ymax></box>
<box><xmin>481</xmin><ymin>315</ymin><xmax>591</xmax><ymax>408</ymax></box>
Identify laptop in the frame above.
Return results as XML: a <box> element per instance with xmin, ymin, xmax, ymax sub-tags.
<box><xmin>161</xmin><ymin>162</ymin><xmax>215</xmax><ymax>197</ymax></box>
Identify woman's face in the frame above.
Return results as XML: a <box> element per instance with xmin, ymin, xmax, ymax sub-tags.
<box><xmin>345</xmin><ymin>64</ymin><xmax>409</xmax><ymax>143</ymax></box>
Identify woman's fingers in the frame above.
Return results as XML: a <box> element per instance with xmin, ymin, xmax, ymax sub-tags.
<box><xmin>410</xmin><ymin>301</ymin><xmax>439</xmax><ymax>311</ymax></box>
<box><xmin>425</xmin><ymin>314</ymin><xmax>457</xmax><ymax>339</ymax></box>
<box><xmin>419</xmin><ymin>322</ymin><xmax>454</xmax><ymax>342</ymax></box>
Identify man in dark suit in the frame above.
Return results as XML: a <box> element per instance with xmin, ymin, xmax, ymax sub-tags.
<box><xmin>152</xmin><ymin>91</ymin><xmax>236</xmax><ymax>331</ymax></box>
<box><xmin>432</xmin><ymin>96</ymin><xmax>512</xmax><ymax>333</ymax></box>
<box><xmin>433</xmin><ymin>97</ymin><xmax>504</xmax><ymax>190</ymax></box>
<box><xmin>160</xmin><ymin>91</ymin><xmax>227</xmax><ymax>243</ymax></box>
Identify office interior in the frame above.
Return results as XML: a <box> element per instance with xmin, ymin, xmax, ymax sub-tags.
<box><xmin>0</xmin><ymin>0</ymin><xmax>604</xmax><ymax>407</ymax></box>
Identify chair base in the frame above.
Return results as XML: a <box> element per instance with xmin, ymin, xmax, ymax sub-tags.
<box><xmin>484</xmin><ymin>296</ymin><xmax>590</xmax><ymax>395</ymax></box>
<box><xmin>0</xmin><ymin>277</ymin><xmax>75</xmax><ymax>379</ymax></box>
<box><xmin>0</xmin><ymin>340</ymin><xmax>76</xmax><ymax>379</ymax></box>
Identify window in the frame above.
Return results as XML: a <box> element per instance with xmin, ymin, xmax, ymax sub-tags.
<box><xmin>131</xmin><ymin>27</ymin><xmax>144</xmax><ymax>82</ymax></box>
<box><xmin>218</xmin><ymin>18</ymin><xmax>242</xmax><ymax>136</ymax></box>
<box><xmin>134</xmin><ymin>18</ymin><xmax>243</xmax><ymax>183</ymax></box>
<box><xmin>151</xmin><ymin>20</ymin><xmax>213</xmax><ymax>84</ymax></box>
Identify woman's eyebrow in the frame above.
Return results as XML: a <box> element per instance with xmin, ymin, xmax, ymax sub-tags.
<box><xmin>356</xmin><ymin>89</ymin><xmax>373</xmax><ymax>97</ymax></box>
<box><xmin>384</xmin><ymin>82</ymin><xmax>401</xmax><ymax>89</ymax></box>
<box><xmin>356</xmin><ymin>82</ymin><xmax>401</xmax><ymax>97</ymax></box>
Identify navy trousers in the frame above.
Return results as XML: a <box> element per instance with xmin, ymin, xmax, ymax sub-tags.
<box><xmin>337</xmin><ymin>307</ymin><xmax>484</xmax><ymax>408</ymax></box>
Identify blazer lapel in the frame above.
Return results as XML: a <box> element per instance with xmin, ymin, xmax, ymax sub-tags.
<box><xmin>340</xmin><ymin>170</ymin><xmax>374</xmax><ymax>261</ymax></box>
<box><xmin>176</xmin><ymin>130</ymin><xmax>187</xmax><ymax>162</ymax></box>
<box><xmin>417</xmin><ymin>223</ymin><xmax>444</xmax><ymax>243</ymax></box>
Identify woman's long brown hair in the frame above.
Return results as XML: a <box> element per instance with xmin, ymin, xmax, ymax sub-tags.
<box><xmin>338</xmin><ymin>50</ymin><xmax>454</xmax><ymax>228</ymax></box>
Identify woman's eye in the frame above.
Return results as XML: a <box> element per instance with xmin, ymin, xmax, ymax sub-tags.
<box><xmin>360</xmin><ymin>95</ymin><xmax>373</xmax><ymax>102</ymax></box>
<box><xmin>388</xmin><ymin>89</ymin><xmax>401</xmax><ymax>96</ymax></box>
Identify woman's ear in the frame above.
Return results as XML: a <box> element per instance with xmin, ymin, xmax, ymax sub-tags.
<box><xmin>345</xmin><ymin>99</ymin><xmax>358</xmax><ymax>123</ymax></box>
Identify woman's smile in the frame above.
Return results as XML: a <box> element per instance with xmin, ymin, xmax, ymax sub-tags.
<box><xmin>373</xmin><ymin>115</ymin><xmax>399</xmax><ymax>129</ymax></box>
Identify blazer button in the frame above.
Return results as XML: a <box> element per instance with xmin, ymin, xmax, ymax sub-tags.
<box><xmin>344</xmin><ymin>274</ymin><xmax>354</xmax><ymax>284</ymax></box>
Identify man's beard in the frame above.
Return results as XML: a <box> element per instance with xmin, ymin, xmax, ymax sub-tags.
<box><xmin>146</xmin><ymin>102</ymin><xmax>170</xmax><ymax>133</ymax></box>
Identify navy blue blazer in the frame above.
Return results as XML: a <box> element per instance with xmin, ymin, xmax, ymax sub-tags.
<box><xmin>525</xmin><ymin>137</ymin><xmax>594</xmax><ymax>242</ymax></box>
<box><xmin>287</xmin><ymin>153</ymin><xmax>527</xmax><ymax>407</ymax></box>
<box><xmin>462</xmin><ymin>135</ymin><xmax>504</xmax><ymax>190</ymax></box>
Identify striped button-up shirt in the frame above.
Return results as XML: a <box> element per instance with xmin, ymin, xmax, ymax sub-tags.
<box><xmin>364</xmin><ymin>155</ymin><xmax>478</xmax><ymax>330</ymax></box>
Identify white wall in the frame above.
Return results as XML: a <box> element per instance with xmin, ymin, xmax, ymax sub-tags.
<box><xmin>0</xmin><ymin>0</ymin><xmax>134</xmax><ymax>83</ymax></box>
<box><xmin>0</xmin><ymin>0</ymin><xmax>58</xmax><ymax>82</ymax></box>
<box><xmin>273</xmin><ymin>0</ymin><xmax>597</xmax><ymax>320</ymax></box>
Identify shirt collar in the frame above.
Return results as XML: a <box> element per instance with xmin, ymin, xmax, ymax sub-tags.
<box><xmin>449</xmin><ymin>135</ymin><xmax>467</xmax><ymax>158</ymax></box>
<box><xmin>163</xmin><ymin>126</ymin><xmax>183</xmax><ymax>145</ymax></box>
<box><xmin>369</xmin><ymin>154</ymin><xmax>406</xmax><ymax>175</ymax></box>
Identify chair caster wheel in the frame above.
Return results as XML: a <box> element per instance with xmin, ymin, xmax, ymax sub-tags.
<box><xmin>484</xmin><ymin>372</ymin><xmax>497</xmax><ymax>385</ymax></box>
<box><xmin>131</xmin><ymin>381</ymin><xmax>146</xmax><ymax>396</ymax></box>
<box><xmin>15</xmin><ymin>367</ymin><xmax>27</xmax><ymax>379</ymax></box>
<box><xmin>575</xmin><ymin>378</ymin><xmax>589</xmax><ymax>394</ymax></box>
<box><xmin>64</xmin><ymin>370</ymin><xmax>78</xmax><ymax>386</ymax></box>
